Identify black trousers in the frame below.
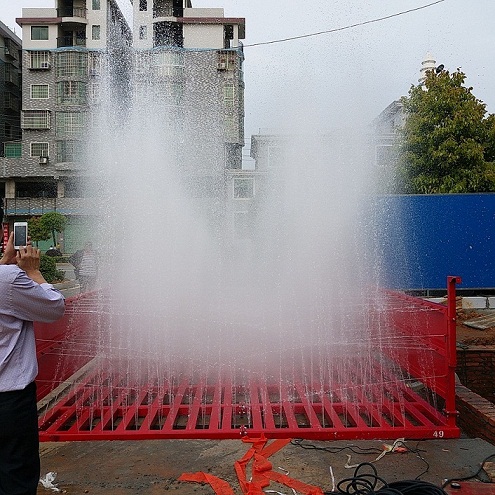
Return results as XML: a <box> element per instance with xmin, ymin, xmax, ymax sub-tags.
<box><xmin>0</xmin><ymin>382</ymin><xmax>40</xmax><ymax>495</ymax></box>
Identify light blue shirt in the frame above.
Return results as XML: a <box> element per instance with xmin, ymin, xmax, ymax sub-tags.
<box><xmin>0</xmin><ymin>265</ymin><xmax>65</xmax><ymax>392</ymax></box>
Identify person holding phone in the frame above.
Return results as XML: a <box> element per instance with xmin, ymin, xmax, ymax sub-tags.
<box><xmin>0</xmin><ymin>232</ymin><xmax>65</xmax><ymax>495</ymax></box>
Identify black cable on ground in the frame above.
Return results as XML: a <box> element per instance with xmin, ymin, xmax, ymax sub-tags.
<box><xmin>323</xmin><ymin>462</ymin><xmax>448</xmax><ymax>495</ymax></box>
<box><xmin>442</xmin><ymin>452</ymin><xmax>495</xmax><ymax>489</ymax></box>
<box><xmin>291</xmin><ymin>438</ymin><xmax>384</xmax><ymax>455</ymax></box>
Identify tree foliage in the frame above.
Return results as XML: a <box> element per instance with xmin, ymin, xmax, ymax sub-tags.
<box><xmin>39</xmin><ymin>212</ymin><xmax>68</xmax><ymax>247</ymax></box>
<box><xmin>398</xmin><ymin>69</ymin><xmax>495</xmax><ymax>194</ymax></box>
<box><xmin>27</xmin><ymin>216</ymin><xmax>51</xmax><ymax>246</ymax></box>
<box><xmin>27</xmin><ymin>212</ymin><xmax>68</xmax><ymax>247</ymax></box>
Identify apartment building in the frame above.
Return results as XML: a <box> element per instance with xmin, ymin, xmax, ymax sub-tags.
<box><xmin>0</xmin><ymin>0</ymin><xmax>131</xmax><ymax>252</ymax></box>
<box><xmin>0</xmin><ymin>22</ymin><xmax>22</xmax><ymax>159</ymax></box>
<box><xmin>1</xmin><ymin>0</ymin><xmax>246</xmax><ymax>251</ymax></box>
<box><xmin>132</xmin><ymin>0</ymin><xmax>245</xmax><ymax>170</ymax></box>
<box><xmin>131</xmin><ymin>0</ymin><xmax>246</xmax><ymax>240</ymax></box>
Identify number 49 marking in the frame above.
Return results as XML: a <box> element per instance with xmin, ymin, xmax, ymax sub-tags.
<box><xmin>433</xmin><ymin>430</ymin><xmax>444</xmax><ymax>438</ymax></box>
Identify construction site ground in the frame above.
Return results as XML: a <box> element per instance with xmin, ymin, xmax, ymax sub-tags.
<box><xmin>36</xmin><ymin>304</ymin><xmax>495</xmax><ymax>494</ymax></box>
<box><xmin>38</xmin><ymin>437</ymin><xmax>495</xmax><ymax>494</ymax></box>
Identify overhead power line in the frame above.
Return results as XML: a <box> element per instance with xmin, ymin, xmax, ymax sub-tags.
<box><xmin>243</xmin><ymin>0</ymin><xmax>446</xmax><ymax>48</ymax></box>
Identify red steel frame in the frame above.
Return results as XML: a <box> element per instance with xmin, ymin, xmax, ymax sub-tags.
<box><xmin>35</xmin><ymin>278</ymin><xmax>461</xmax><ymax>442</ymax></box>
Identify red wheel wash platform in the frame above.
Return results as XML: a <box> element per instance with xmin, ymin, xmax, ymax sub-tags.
<box><xmin>34</xmin><ymin>277</ymin><xmax>461</xmax><ymax>442</ymax></box>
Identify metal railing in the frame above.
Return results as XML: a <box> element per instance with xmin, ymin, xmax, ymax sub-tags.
<box><xmin>57</xmin><ymin>7</ymin><xmax>87</xmax><ymax>18</ymax></box>
<box><xmin>4</xmin><ymin>197</ymin><xmax>92</xmax><ymax>216</ymax></box>
<box><xmin>57</xmin><ymin>36</ymin><xmax>87</xmax><ymax>48</ymax></box>
<box><xmin>370</xmin><ymin>276</ymin><xmax>461</xmax><ymax>431</ymax></box>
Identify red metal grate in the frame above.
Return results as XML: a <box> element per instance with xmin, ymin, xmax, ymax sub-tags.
<box><xmin>35</xmin><ymin>279</ymin><xmax>461</xmax><ymax>442</ymax></box>
<box><xmin>37</xmin><ymin>355</ymin><xmax>458</xmax><ymax>441</ymax></box>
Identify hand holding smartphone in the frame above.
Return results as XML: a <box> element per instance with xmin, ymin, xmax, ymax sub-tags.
<box><xmin>13</xmin><ymin>222</ymin><xmax>28</xmax><ymax>249</ymax></box>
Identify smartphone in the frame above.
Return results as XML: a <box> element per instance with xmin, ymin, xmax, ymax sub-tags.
<box><xmin>13</xmin><ymin>222</ymin><xmax>28</xmax><ymax>249</ymax></box>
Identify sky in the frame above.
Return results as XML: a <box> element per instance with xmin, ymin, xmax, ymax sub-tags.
<box><xmin>2</xmin><ymin>0</ymin><xmax>495</xmax><ymax>160</ymax></box>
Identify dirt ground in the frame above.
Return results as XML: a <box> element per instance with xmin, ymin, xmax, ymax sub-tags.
<box><xmin>456</xmin><ymin>308</ymin><xmax>495</xmax><ymax>345</ymax></box>
<box><xmin>37</xmin><ymin>438</ymin><xmax>495</xmax><ymax>494</ymax></box>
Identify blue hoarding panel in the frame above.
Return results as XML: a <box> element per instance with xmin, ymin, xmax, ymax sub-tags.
<box><xmin>374</xmin><ymin>194</ymin><xmax>495</xmax><ymax>290</ymax></box>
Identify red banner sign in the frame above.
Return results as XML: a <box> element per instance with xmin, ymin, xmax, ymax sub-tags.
<box><xmin>2</xmin><ymin>223</ymin><xmax>8</xmax><ymax>253</ymax></box>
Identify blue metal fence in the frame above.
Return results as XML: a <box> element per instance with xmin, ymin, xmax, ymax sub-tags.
<box><xmin>372</xmin><ymin>193</ymin><xmax>495</xmax><ymax>290</ymax></box>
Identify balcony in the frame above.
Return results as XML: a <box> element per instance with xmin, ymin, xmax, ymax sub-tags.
<box><xmin>4</xmin><ymin>197</ymin><xmax>93</xmax><ymax>216</ymax></box>
<box><xmin>57</xmin><ymin>7</ymin><xmax>87</xmax><ymax>19</ymax></box>
<box><xmin>57</xmin><ymin>35</ymin><xmax>87</xmax><ymax>48</ymax></box>
<box><xmin>154</xmin><ymin>6</ymin><xmax>174</xmax><ymax>18</ymax></box>
<box><xmin>4</xmin><ymin>93</ymin><xmax>20</xmax><ymax>112</ymax></box>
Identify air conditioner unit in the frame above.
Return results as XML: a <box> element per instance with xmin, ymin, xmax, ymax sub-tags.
<box><xmin>217</xmin><ymin>62</ymin><xmax>227</xmax><ymax>70</ymax></box>
<box><xmin>40</xmin><ymin>62</ymin><xmax>50</xmax><ymax>69</ymax></box>
<box><xmin>39</xmin><ymin>156</ymin><xmax>49</xmax><ymax>165</ymax></box>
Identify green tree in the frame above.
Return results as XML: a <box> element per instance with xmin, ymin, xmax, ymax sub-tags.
<box><xmin>39</xmin><ymin>212</ymin><xmax>68</xmax><ymax>247</ymax></box>
<box><xmin>27</xmin><ymin>216</ymin><xmax>50</xmax><ymax>247</ymax></box>
<box><xmin>398</xmin><ymin>69</ymin><xmax>495</xmax><ymax>194</ymax></box>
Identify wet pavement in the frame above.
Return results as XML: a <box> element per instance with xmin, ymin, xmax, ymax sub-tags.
<box><xmin>37</xmin><ymin>437</ymin><xmax>495</xmax><ymax>494</ymax></box>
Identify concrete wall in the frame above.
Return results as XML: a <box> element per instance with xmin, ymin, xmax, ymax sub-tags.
<box><xmin>21</xmin><ymin>10</ymin><xmax>59</xmax><ymax>50</ymax></box>
<box><xmin>184</xmin><ymin>24</ymin><xmax>223</xmax><ymax>49</ymax></box>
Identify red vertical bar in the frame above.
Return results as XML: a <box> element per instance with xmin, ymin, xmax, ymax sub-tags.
<box><xmin>248</xmin><ymin>379</ymin><xmax>264</xmax><ymax>430</ymax></box>
<box><xmin>208</xmin><ymin>381</ymin><xmax>223</xmax><ymax>432</ymax></box>
<box><xmin>186</xmin><ymin>382</ymin><xmax>203</xmax><ymax>431</ymax></box>
<box><xmin>445</xmin><ymin>276</ymin><xmax>461</xmax><ymax>428</ymax></box>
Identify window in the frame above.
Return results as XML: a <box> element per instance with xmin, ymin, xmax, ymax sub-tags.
<box><xmin>92</xmin><ymin>25</ymin><xmax>101</xmax><ymax>40</ymax></box>
<box><xmin>4</xmin><ymin>92</ymin><xmax>20</xmax><ymax>111</ymax></box>
<box><xmin>31</xmin><ymin>84</ymin><xmax>49</xmax><ymax>99</ymax></box>
<box><xmin>139</xmin><ymin>0</ymin><xmax>147</xmax><ymax>11</ymax></box>
<box><xmin>89</xmin><ymin>52</ymin><xmax>101</xmax><ymax>76</ymax></box>
<box><xmin>56</xmin><ymin>111</ymin><xmax>86</xmax><ymax>135</ymax></box>
<box><xmin>153</xmin><ymin>50</ymin><xmax>184</xmax><ymax>67</ymax></box>
<box><xmin>152</xmin><ymin>51</ymin><xmax>185</xmax><ymax>78</ymax></box>
<box><xmin>3</xmin><ymin>64</ymin><xmax>17</xmax><ymax>85</ymax></box>
<box><xmin>31</xmin><ymin>26</ymin><xmax>49</xmax><ymax>40</ymax></box>
<box><xmin>224</xmin><ymin>84</ymin><xmax>235</xmax><ymax>106</ymax></box>
<box><xmin>233</xmin><ymin>178</ymin><xmax>254</xmax><ymax>199</ymax></box>
<box><xmin>154</xmin><ymin>0</ymin><xmax>173</xmax><ymax>17</ymax></box>
<box><xmin>56</xmin><ymin>51</ymin><xmax>87</xmax><ymax>78</ymax></box>
<box><xmin>89</xmin><ymin>81</ymin><xmax>101</xmax><ymax>103</ymax></box>
<box><xmin>217</xmin><ymin>50</ymin><xmax>236</xmax><ymax>70</ymax></box>
<box><xmin>4</xmin><ymin>142</ymin><xmax>22</xmax><ymax>158</ymax></box>
<box><xmin>56</xmin><ymin>81</ymin><xmax>87</xmax><ymax>105</ymax></box>
<box><xmin>16</xmin><ymin>181</ymin><xmax>56</xmax><ymax>199</ymax></box>
<box><xmin>29</xmin><ymin>51</ymin><xmax>50</xmax><ymax>69</ymax></box>
<box><xmin>22</xmin><ymin>110</ymin><xmax>50</xmax><ymax>129</ymax></box>
<box><xmin>139</xmin><ymin>25</ymin><xmax>147</xmax><ymax>40</ymax></box>
<box><xmin>92</xmin><ymin>0</ymin><xmax>100</xmax><ymax>9</ymax></box>
<box><xmin>56</xmin><ymin>140</ymin><xmax>80</xmax><ymax>162</ymax></box>
<box><xmin>30</xmin><ymin>142</ymin><xmax>49</xmax><ymax>157</ymax></box>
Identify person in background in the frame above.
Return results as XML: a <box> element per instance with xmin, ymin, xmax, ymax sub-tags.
<box><xmin>70</xmin><ymin>242</ymin><xmax>98</xmax><ymax>292</ymax></box>
<box><xmin>0</xmin><ymin>232</ymin><xmax>65</xmax><ymax>495</ymax></box>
